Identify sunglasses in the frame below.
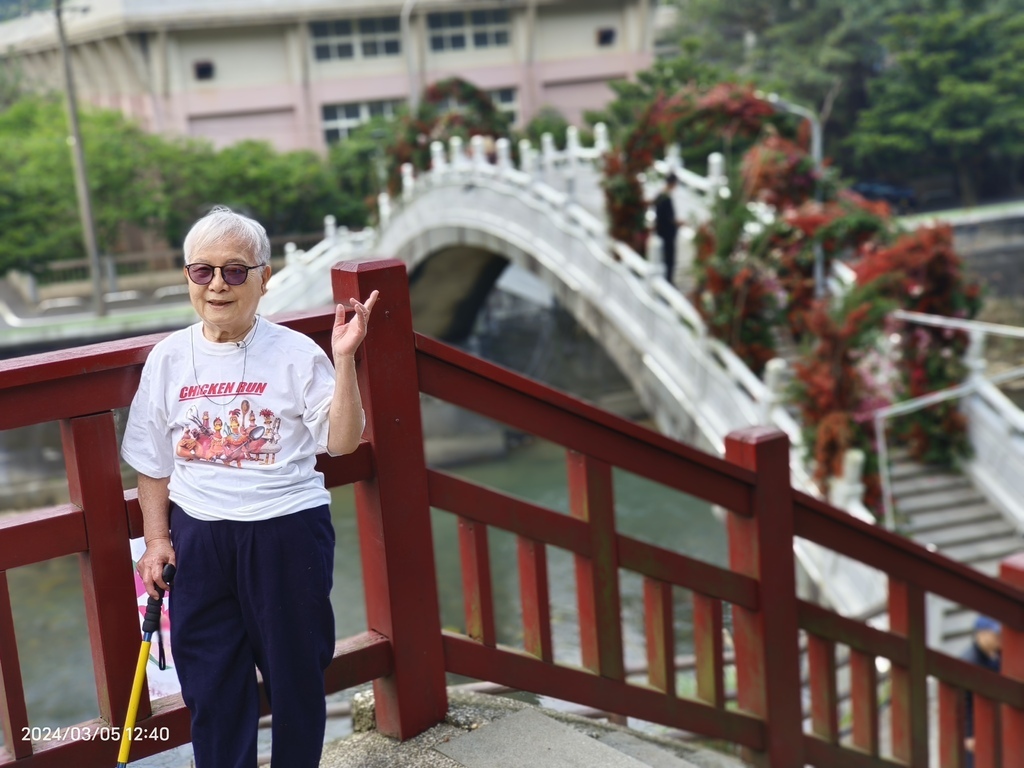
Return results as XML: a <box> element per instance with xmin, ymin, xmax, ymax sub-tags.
<box><xmin>185</xmin><ymin>263</ymin><xmax>264</xmax><ymax>286</ymax></box>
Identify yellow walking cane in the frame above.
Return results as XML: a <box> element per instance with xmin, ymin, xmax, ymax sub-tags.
<box><xmin>116</xmin><ymin>563</ymin><xmax>175</xmax><ymax>768</ymax></box>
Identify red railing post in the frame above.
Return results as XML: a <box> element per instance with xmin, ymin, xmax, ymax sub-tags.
<box><xmin>62</xmin><ymin>413</ymin><xmax>141</xmax><ymax>731</ymax></box>
<box><xmin>937</xmin><ymin>681</ymin><xmax>965</xmax><ymax>768</ymax></box>
<box><xmin>725</xmin><ymin>427</ymin><xmax>802</xmax><ymax>767</ymax></box>
<box><xmin>567</xmin><ymin>451</ymin><xmax>625</xmax><ymax>682</ymax></box>
<box><xmin>849</xmin><ymin>650</ymin><xmax>880</xmax><ymax>756</ymax></box>
<box><xmin>692</xmin><ymin>593</ymin><xmax>724</xmax><ymax>708</ymax></box>
<box><xmin>517</xmin><ymin>537</ymin><xmax>553</xmax><ymax>663</ymax></box>
<box><xmin>0</xmin><ymin>572</ymin><xmax>30</xmax><ymax>759</ymax></box>
<box><xmin>1000</xmin><ymin>554</ymin><xmax>1024</xmax><ymax>768</ymax></box>
<box><xmin>644</xmin><ymin>578</ymin><xmax>675</xmax><ymax>696</ymax></box>
<box><xmin>331</xmin><ymin>260</ymin><xmax>448</xmax><ymax>739</ymax></box>
<box><xmin>888</xmin><ymin>578</ymin><xmax>929</xmax><ymax>766</ymax></box>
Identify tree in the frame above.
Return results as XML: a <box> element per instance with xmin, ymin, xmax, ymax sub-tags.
<box><xmin>671</xmin><ymin>0</ymin><xmax>916</xmax><ymax>173</ymax></box>
<box><xmin>0</xmin><ymin>95</ymin><xmax>357</xmax><ymax>273</ymax></box>
<box><xmin>584</xmin><ymin>42</ymin><xmax>730</xmax><ymax>144</ymax></box>
<box><xmin>521</xmin><ymin>106</ymin><xmax>572</xmax><ymax>150</ymax></box>
<box><xmin>0</xmin><ymin>96</ymin><xmax>164</xmax><ymax>272</ymax></box>
<box><xmin>0</xmin><ymin>55</ymin><xmax>27</xmax><ymax>110</ymax></box>
<box><xmin>327</xmin><ymin>119</ymin><xmax>397</xmax><ymax>230</ymax></box>
<box><xmin>848</xmin><ymin>7</ymin><xmax>1024</xmax><ymax>203</ymax></box>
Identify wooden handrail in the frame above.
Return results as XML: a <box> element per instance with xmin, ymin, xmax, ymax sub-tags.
<box><xmin>2</xmin><ymin>260</ymin><xmax>1024</xmax><ymax>766</ymax></box>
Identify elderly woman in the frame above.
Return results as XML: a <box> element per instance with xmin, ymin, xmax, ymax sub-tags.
<box><xmin>122</xmin><ymin>207</ymin><xmax>377</xmax><ymax>768</ymax></box>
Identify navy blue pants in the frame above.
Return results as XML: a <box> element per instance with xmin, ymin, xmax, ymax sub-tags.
<box><xmin>169</xmin><ymin>504</ymin><xmax>336</xmax><ymax>768</ymax></box>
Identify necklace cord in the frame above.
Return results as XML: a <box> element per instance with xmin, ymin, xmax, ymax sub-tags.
<box><xmin>189</xmin><ymin>316</ymin><xmax>259</xmax><ymax>406</ymax></box>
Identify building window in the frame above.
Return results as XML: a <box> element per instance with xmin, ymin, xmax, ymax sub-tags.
<box><xmin>358</xmin><ymin>16</ymin><xmax>402</xmax><ymax>57</ymax></box>
<box><xmin>471</xmin><ymin>9</ymin><xmax>511</xmax><ymax>48</ymax></box>
<box><xmin>322</xmin><ymin>99</ymin><xmax>402</xmax><ymax>143</ymax></box>
<box><xmin>489</xmin><ymin>87</ymin><xmax>518</xmax><ymax>125</ymax></box>
<box><xmin>434</xmin><ymin>87</ymin><xmax>517</xmax><ymax>126</ymax></box>
<box><xmin>597</xmin><ymin>28</ymin><xmax>616</xmax><ymax>47</ymax></box>
<box><xmin>193</xmin><ymin>60</ymin><xmax>215</xmax><ymax>80</ymax></box>
<box><xmin>428</xmin><ymin>9</ymin><xmax>510</xmax><ymax>52</ymax></box>
<box><xmin>310</xmin><ymin>17</ymin><xmax>401</xmax><ymax>62</ymax></box>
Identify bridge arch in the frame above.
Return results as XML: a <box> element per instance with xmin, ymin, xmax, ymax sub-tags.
<box><xmin>375</xmin><ymin>163</ymin><xmax>760</xmax><ymax>455</ymax></box>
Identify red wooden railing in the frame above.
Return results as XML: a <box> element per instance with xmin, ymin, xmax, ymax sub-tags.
<box><xmin>1</xmin><ymin>258</ymin><xmax>1023</xmax><ymax>766</ymax></box>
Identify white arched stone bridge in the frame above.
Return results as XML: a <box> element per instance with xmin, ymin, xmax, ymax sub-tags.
<box><xmin>261</xmin><ymin>129</ymin><xmax>1024</xmax><ymax>635</ymax></box>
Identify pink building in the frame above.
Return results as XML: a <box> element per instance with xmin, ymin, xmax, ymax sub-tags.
<box><xmin>0</xmin><ymin>0</ymin><xmax>656</xmax><ymax>151</ymax></box>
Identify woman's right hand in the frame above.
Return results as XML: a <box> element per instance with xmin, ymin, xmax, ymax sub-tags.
<box><xmin>138</xmin><ymin>538</ymin><xmax>176</xmax><ymax>599</ymax></box>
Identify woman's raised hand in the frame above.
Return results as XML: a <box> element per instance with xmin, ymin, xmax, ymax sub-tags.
<box><xmin>332</xmin><ymin>290</ymin><xmax>379</xmax><ymax>360</ymax></box>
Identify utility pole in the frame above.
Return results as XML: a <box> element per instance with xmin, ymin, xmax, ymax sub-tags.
<box><xmin>400</xmin><ymin>0</ymin><xmax>420</xmax><ymax>113</ymax></box>
<box><xmin>55</xmin><ymin>0</ymin><xmax>105</xmax><ymax>316</ymax></box>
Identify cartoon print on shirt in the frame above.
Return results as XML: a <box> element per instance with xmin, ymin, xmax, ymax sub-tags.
<box><xmin>179</xmin><ymin>392</ymin><xmax>276</xmax><ymax>468</ymax></box>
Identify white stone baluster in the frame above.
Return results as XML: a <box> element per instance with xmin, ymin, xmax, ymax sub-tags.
<box><xmin>541</xmin><ymin>132</ymin><xmax>556</xmax><ymax>177</ymax></box>
<box><xmin>564</xmin><ymin>126</ymin><xmax>579</xmax><ymax>201</ymax></box>
<box><xmin>284</xmin><ymin>242</ymin><xmax>299</xmax><ymax>266</ymax></box>
<box><xmin>594</xmin><ymin>122</ymin><xmax>609</xmax><ymax>155</ymax></box>
<box><xmin>518</xmin><ymin>139</ymin><xmax>534</xmax><ymax>176</ymax></box>
<box><xmin>761</xmin><ymin>357</ymin><xmax>789</xmax><ymax>425</ymax></box>
<box><xmin>566</xmin><ymin>126</ymin><xmax>580</xmax><ymax>158</ymax></box>
<box><xmin>377</xmin><ymin>192</ymin><xmax>391</xmax><ymax>227</ymax></box>
<box><xmin>471</xmin><ymin>135</ymin><xmax>487</xmax><ymax>174</ymax></box>
<box><xmin>707</xmin><ymin>152</ymin><xmax>727</xmax><ymax>200</ymax></box>
<box><xmin>449</xmin><ymin>136</ymin><xmax>466</xmax><ymax>171</ymax></box>
<box><xmin>401</xmin><ymin>162</ymin><xmax>415</xmax><ymax>201</ymax></box>
<box><xmin>430</xmin><ymin>140</ymin><xmax>447</xmax><ymax>176</ymax></box>
<box><xmin>828</xmin><ymin>449</ymin><xmax>866</xmax><ymax>511</ymax></box>
<box><xmin>666</xmin><ymin>143</ymin><xmax>682</xmax><ymax>176</ymax></box>
<box><xmin>323</xmin><ymin>214</ymin><xmax>337</xmax><ymax>241</ymax></box>
<box><xmin>965</xmin><ymin>328</ymin><xmax>987</xmax><ymax>382</ymax></box>
<box><xmin>496</xmin><ymin>138</ymin><xmax>512</xmax><ymax>174</ymax></box>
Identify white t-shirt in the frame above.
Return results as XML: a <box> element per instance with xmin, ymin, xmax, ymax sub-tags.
<box><xmin>121</xmin><ymin>317</ymin><xmax>336</xmax><ymax>521</ymax></box>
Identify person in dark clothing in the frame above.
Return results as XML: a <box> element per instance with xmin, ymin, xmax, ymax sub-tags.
<box><xmin>962</xmin><ymin>615</ymin><xmax>1002</xmax><ymax>767</ymax></box>
<box><xmin>654</xmin><ymin>174</ymin><xmax>681</xmax><ymax>285</ymax></box>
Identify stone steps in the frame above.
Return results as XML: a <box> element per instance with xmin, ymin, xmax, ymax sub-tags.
<box><xmin>896</xmin><ymin>485</ymin><xmax>988</xmax><ymax>516</ymax></box>
<box><xmin>888</xmin><ymin>455</ymin><xmax>1024</xmax><ymax>654</ymax></box>
<box><xmin>905</xmin><ymin>503</ymin><xmax>1003</xmax><ymax>535</ymax></box>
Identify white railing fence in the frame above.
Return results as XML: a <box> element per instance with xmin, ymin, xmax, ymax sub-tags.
<box><xmin>264</xmin><ymin>123</ymin><xmax>913</xmax><ymax>618</ymax></box>
<box><xmin>260</xmin><ymin>216</ymin><xmax>377</xmax><ymax>315</ymax></box>
<box><xmin>878</xmin><ymin>310</ymin><xmax>1024</xmax><ymax>532</ymax></box>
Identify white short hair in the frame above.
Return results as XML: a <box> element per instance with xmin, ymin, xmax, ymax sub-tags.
<box><xmin>182</xmin><ymin>206</ymin><xmax>271</xmax><ymax>266</ymax></box>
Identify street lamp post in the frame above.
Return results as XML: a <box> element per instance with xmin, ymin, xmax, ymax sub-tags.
<box><xmin>766</xmin><ymin>92</ymin><xmax>825</xmax><ymax>299</ymax></box>
<box><xmin>401</xmin><ymin>0</ymin><xmax>419</xmax><ymax>113</ymax></box>
<box><xmin>55</xmin><ymin>0</ymin><xmax>105</xmax><ymax>316</ymax></box>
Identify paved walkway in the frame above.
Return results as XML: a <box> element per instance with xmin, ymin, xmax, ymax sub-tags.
<box><xmin>132</xmin><ymin>689</ymin><xmax>750</xmax><ymax>768</ymax></box>
<box><xmin>320</xmin><ymin>690</ymin><xmax>749</xmax><ymax>768</ymax></box>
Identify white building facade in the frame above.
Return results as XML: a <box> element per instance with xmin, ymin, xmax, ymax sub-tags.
<box><xmin>0</xmin><ymin>0</ymin><xmax>656</xmax><ymax>151</ymax></box>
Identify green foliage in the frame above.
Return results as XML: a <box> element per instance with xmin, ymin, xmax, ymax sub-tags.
<box><xmin>200</xmin><ymin>141</ymin><xmax>343</xmax><ymax>236</ymax></box>
<box><xmin>0</xmin><ymin>99</ymin><xmax>78</xmax><ymax>272</ymax></box>
<box><xmin>0</xmin><ymin>0</ymin><xmax>50</xmax><ymax>21</ymax></box>
<box><xmin>584</xmin><ymin>44</ymin><xmax>732</xmax><ymax>144</ymax></box>
<box><xmin>521</xmin><ymin>107</ymin><xmax>571</xmax><ymax>151</ymax></box>
<box><xmin>668</xmin><ymin>0</ymin><xmax>1024</xmax><ymax>195</ymax></box>
<box><xmin>0</xmin><ymin>95</ymin><xmax>362</xmax><ymax>273</ymax></box>
<box><xmin>0</xmin><ymin>55</ymin><xmax>27</xmax><ymax>110</ymax></box>
<box><xmin>0</xmin><ymin>95</ymin><xmax>163</xmax><ymax>272</ymax></box>
<box><xmin>326</xmin><ymin>118</ymin><xmax>395</xmax><ymax>229</ymax></box>
<box><xmin>692</xmin><ymin>184</ymin><xmax>780</xmax><ymax>373</ymax></box>
<box><xmin>386</xmin><ymin>77</ymin><xmax>509</xmax><ymax>185</ymax></box>
<box><xmin>672</xmin><ymin>0</ymin><xmax>912</xmax><ymax>171</ymax></box>
<box><xmin>848</xmin><ymin>7</ymin><xmax>1024</xmax><ymax>203</ymax></box>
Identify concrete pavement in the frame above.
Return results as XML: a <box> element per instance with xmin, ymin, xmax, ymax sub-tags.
<box><xmin>319</xmin><ymin>689</ymin><xmax>750</xmax><ymax>768</ymax></box>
